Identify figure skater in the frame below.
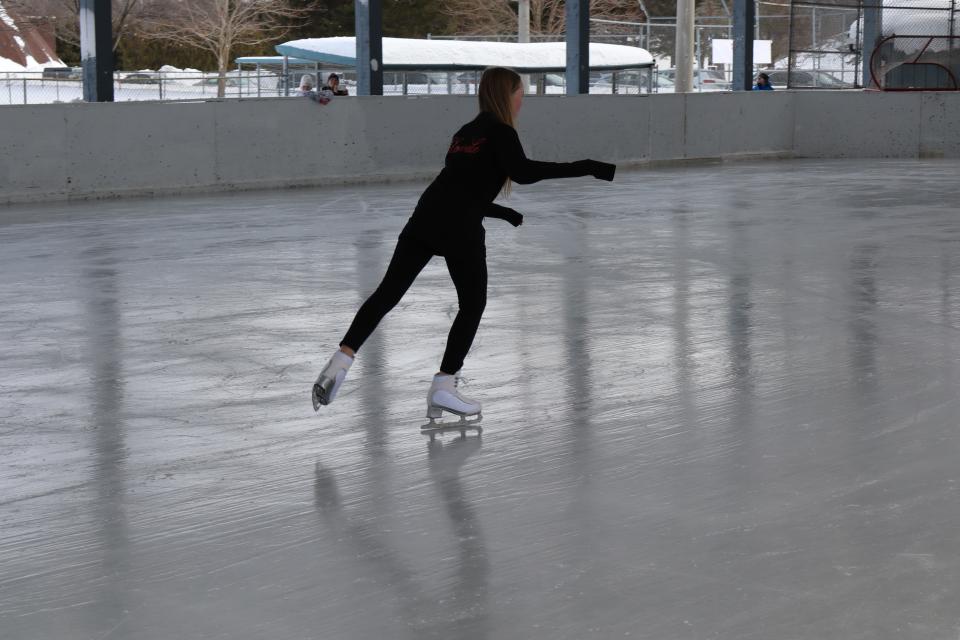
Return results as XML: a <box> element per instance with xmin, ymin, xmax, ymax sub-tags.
<box><xmin>312</xmin><ymin>66</ymin><xmax>616</xmax><ymax>425</ymax></box>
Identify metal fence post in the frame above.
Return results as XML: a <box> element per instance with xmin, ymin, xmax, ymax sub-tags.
<box><xmin>565</xmin><ymin>0</ymin><xmax>590</xmax><ymax>94</ymax></box>
<box><xmin>948</xmin><ymin>0</ymin><xmax>956</xmax><ymax>37</ymax></box>
<box><xmin>733</xmin><ymin>0</ymin><xmax>756</xmax><ymax>90</ymax></box>
<box><xmin>80</xmin><ymin>0</ymin><xmax>114</xmax><ymax>101</ymax></box>
<box><xmin>23</xmin><ymin>78</ymin><xmax>27</xmax><ymax>104</ymax></box>
<box><xmin>861</xmin><ymin>0</ymin><xmax>883</xmax><ymax>88</ymax></box>
<box><xmin>355</xmin><ymin>0</ymin><xmax>384</xmax><ymax>95</ymax></box>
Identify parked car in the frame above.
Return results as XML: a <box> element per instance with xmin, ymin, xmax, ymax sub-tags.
<box><xmin>122</xmin><ymin>72</ymin><xmax>159</xmax><ymax>84</ymax></box>
<box><xmin>764</xmin><ymin>69</ymin><xmax>852</xmax><ymax>89</ymax></box>
<box><xmin>657</xmin><ymin>68</ymin><xmax>732</xmax><ymax>91</ymax></box>
<box><xmin>654</xmin><ymin>73</ymin><xmax>677</xmax><ymax>93</ymax></box>
<box><xmin>599</xmin><ymin>69</ymin><xmax>653</xmax><ymax>94</ymax></box>
<box><xmin>42</xmin><ymin>67</ymin><xmax>81</xmax><ymax>80</ymax></box>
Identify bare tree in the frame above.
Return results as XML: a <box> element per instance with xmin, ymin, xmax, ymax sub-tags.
<box><xmin>445</xmin><ymin>0</ymin><xmax>646</xmax><ymax>38</ymax></box>
<box><xmin>5</xmin><ymin>0</ymin><xmax>145</xmax><ymax>51</ymax></box>
<box><xmin>142</xmin><ymin>0</ymin><xmax>305</xmax><ymax>97</ymax></box>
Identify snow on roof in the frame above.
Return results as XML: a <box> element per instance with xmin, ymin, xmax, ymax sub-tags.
<box><xmin>275</xmin><ymin>37</ymin><xmax>653</xmax><ymax>71</ymax></box>
<box><xmin>0</xmin><ymin>0</ymin><xmax>63</xmax><ymax>72</ymax></box>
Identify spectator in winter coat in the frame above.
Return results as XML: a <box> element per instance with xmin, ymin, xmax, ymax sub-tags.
<box><xmin>323</xmin><ymin>73</ymin><xmax>349</xmax><ymax>96</ymax></box>
<box><xmin>298</xmin><ymin>74</ymin><xmax>330</xmax><ymax>104</ymax></box>
<box><xmin>753</xmin><ymin>73</ymin><xmax>774</xmax><ymax>90</ymax></box>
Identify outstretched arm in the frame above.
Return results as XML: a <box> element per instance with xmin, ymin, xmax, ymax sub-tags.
<box><xmin>495</xmin><ymin>126</ymin><xmax>616</xmax><ymax>184</ymax></box>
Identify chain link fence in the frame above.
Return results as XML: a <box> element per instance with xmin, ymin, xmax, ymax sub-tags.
<box><xmin>871</xmin><ymin>34</ymin><xmax>960</xmax><ymax>88</ymax></box>
<box><xmin>0</xmin><ymin>70</ymin><xmax>297</xmax><ymax>105</ymax></box>
<box><xmin>788</xmin><ymin>0</ymin><xmax>960</xmax><ymax>88</ymax></box>
<box><xmin>785</xmin><ymin>1</ymin><xmax>861</xmax><ymax>86</ymax></box>
<box><xmin>867</xmin><ymin>0</ymin><xmax>959</xmax><ymax>88</ymax></box>
<box><xmin>1</xmin><ymin>66</ymin><xmax>654</xmax><ymax>104</ymax></box>
<box><xmin>15</xmin><ymin>4</ymin><xmax>956</xmax><ymax>105</ymax></box>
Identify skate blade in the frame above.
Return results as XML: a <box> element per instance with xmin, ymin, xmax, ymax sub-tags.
<box><xmin>420</xmin><ymin>419</ymin><xmax>483</xmax><ymax>441</ymax></box>
<box><xmin>421</xmin><ymin>412</ymin><xmax>482</xmax><ymax>430</ymax></box>
<box><xmin>311</xmin><ymin>376</ymin><xmax>335</xmax><ymax>411</ymax></box>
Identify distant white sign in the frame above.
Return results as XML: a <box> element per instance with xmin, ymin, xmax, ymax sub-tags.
<box><xmin>712</xmin><ymin>39</ymin><xmax>772</xmax><ymax>64</ymax></box>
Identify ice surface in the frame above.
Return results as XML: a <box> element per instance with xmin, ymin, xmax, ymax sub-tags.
<box><xmin>3</xmin><ymin>159</ymin><xmax>960</xmax><ymax>639</ymax></box>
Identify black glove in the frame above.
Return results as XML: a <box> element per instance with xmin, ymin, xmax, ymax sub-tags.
<box><xmin>576</xmin><ymin>159</ymin><xmax>616</xmax><ymax>182</ymax></box>
<box><xmin>483</xmin><ymin>203</ymin><xmax>524</xmax><ymax>227</ymax></box>
<box><xmin>588</xmin><ymin>159</ymin><xmax>616</xmax><ymax>181</ymax></box>
<box><xmin>502</xmin><ymin>207</ymin><xmax>524</xmax><ymax>227</ymax></box>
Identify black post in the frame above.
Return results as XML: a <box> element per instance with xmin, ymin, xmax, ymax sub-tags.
<box><xmin>861</xmin><ymin>0</ymin><xmax>882</xmax><ymax>88</ymax></box>
<box><xmin>80</xmin><ymin>0</ymin><xmax>114</xmax><ymax>102</ymax></box>
<box><xmin>355</xmin><ymin>0</ymin><xmax>383</xmax><ymax>96</ymax></box>
<box><xmin>733</xmin><ymin>0</ymin><xmax>755</xmax><ymax>91</ymax></box>
<box><xmin>565</xmin><ymin>0</ymin><xmax>589</xmax><ymax>95</ymax></box>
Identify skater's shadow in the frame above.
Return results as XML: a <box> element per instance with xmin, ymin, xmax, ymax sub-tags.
<box><xmin>425</xmin><ymin>436</ymin><xmax>491</xmax><ymax>639</ymax></box>
<box><xmin>426</xmin><ymin>432</ymin><xmax>483</xmax><ymax>475</ymax></box>
<box><xmin>311</xmin><ymin>437</ymin><xmax>492</xmax><ymax>639</ymax></box>
<box><xmin>313</xmin><ymin>462</ymin><xmax>431</xmax><ymax>638</ymax></box>
<box><xmin>82</xmin><ymin>242</ymin><xmax>133</xmax><ymax>637</ymax></box>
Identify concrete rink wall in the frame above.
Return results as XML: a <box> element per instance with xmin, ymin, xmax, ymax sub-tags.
<box><xmin>0</xmin><ymin>91</ymin><xmax>958</xmax><ymax>204</ymax></box>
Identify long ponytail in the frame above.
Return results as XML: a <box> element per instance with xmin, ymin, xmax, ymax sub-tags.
<box><xmin>478</xmin><ymin>67</ymin><xmax>522</xmax><ymax>195</ymax></box>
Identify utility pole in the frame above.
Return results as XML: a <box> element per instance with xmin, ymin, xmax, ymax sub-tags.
<box><xmin>565</xmin><ymin>0</ymin><xmax>590</xmax><ymax>94</ymax></box>
<box><xmin>355</xmin><ymin>0</ymin><xmax>383</xmax><ymax>95</ymax></box>
<box><xmin>860</xmin><ymin>0</ymin><xmax>882</xmax><ymax>88</ymax></box>
<box><xmin>518</xmin><ymin>0</ymin><xmax>530</xmax><ymax>92</ymax></box>
<box><xmin>79</xmin><ymin>0</ymin><xmax>113</xmax><ymax>101</ymax></box>
<box><xmin>675</xmin><ymin>0</ymin><xmax>695</xmax><ymax>92</ymax></box>
<box><xmin>733</xmin><ymin>0</ymin><xmax>755</xmax><ymax>90</ymax></box>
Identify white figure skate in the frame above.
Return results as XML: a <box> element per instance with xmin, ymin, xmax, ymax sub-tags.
<box><xmin>421</xmin><ymin>373</ymin><xmax>483</xmax><ymax>440</ymax></box>
<box><xmin>312</xmin><ymin>351</ymin><xmax>353</xmax><ymax>410</ymax></box>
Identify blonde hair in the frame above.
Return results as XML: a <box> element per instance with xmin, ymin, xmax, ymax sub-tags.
<box><xmin>478</xmin><ymin>67</ymin><xmax>522</xmax><ymax>194</ymax></box>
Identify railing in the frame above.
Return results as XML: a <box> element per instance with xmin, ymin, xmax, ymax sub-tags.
<box><xmin>0</xmin><ymin>69</ymin><xmax>658</xmax><ymax>105</ymax></box>
<box><xmin>0</xmin><ymin>72</ymin><xmax>292</xmax><ymax>105</ymax></box>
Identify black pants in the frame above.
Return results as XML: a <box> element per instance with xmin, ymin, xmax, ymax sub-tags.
<box><xmin>341</xmin><ymin>225</ymin><xmax>487</xmax><ymax>374</ymax></box>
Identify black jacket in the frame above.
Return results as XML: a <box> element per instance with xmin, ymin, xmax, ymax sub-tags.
<box><xmin>410</xmin><ymin>111</ymin><xmax>614</xmax><ymax>231</ymax></box>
